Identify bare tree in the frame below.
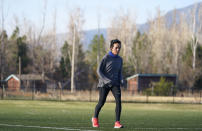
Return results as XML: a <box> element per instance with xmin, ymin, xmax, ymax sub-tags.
<box><xmin>0</xmin><ymin>0</ymin><xmax>6</xmax><ymax>81</ymax></box>
<box><xmin>67</xmin><ymin>8</ymin><xmax>85</xmax><ymax>92</ymax></box>
<box><xmin>190</xmin><ymin>3</ymin><xmax>202</xmax><ymax>71</ymax></box>
<box><xmin>169</xmin><ymin>10</ymin><xmax>191</xmax><ymax>76</ymax></box>
<box><xmin>50</xmin><ymin>8</ymin><xmax>57</xmax><ymax>71</ymax></box>
<box><xmin>108</xmin><ymin>9</ymin><xmax>137</xmax><ymax>61</ymax></box>
<box><xmin>33</xmin><ymin>0</ymin><xmax>47</xmax><ymax>81</ymax></box>
<box><xmin>148</xmin><ymin>8</ymin><xmax>169</xmax><ymax>73</ymax></box>
<box><xmin>97</xmin><ymin>11</ymin><xmax>101</xmax><ymax>65</ymax></box>
<box><xmin>40</xmin><ymin>8</ymin><xmax>58</xmax><ymax>77</ymax></box>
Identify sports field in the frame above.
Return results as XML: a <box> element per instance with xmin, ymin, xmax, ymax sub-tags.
<box><xmin>0</xmin><ymin>100</ymin><xmax>202</xmax><ymax>131</ymax></box>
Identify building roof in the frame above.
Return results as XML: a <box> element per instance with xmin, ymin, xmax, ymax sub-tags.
<box><xmin>126</xmin><ymin>74</ymin><xmax>177</xmax><ymax>81</ymax></box>
<box><xmin>5</xmin><ymin>74</ymin><xmax>50</xmax><ymax>81</ymax></box>
<box><xmin>5</xmin><ymin>74</ymin><xmax>20</xmax><ymax>81</ymax></box>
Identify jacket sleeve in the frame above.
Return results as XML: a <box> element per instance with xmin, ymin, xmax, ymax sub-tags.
<box><xmin>119</xmin><ymin>58</ymin><xmax>124</xmax><ymax>86</ymax></box>
<box><xmin>97</xmin><ymin>56</ymin><xmax>111</xmax><ymax>85</ymax></box>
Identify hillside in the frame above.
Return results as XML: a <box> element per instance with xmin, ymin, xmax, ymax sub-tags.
<box><xmin>57</xmin><ymin>2</ymin><xmax>202</xmax><ymax>51</ymax></box>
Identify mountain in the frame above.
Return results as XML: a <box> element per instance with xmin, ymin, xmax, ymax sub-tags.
<box><xmin>138</xmin><ymin>2</ymin><xmax>202</xmax><ymax>33</ymax></box>
<box><xmin>57</xmin><ymin>2</ymin><xmax>202</xmax><ymax>51</ymax></box>
<box><xmin>56</xmin><ymin>28</ymin><xmax>107</xmax><ymax>51</ymax></box>
<box><xmin>83</xmin><ymin>28</ymin><xmax>107</xmax><ymax>50</ymax></box>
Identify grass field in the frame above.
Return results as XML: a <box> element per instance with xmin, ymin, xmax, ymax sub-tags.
<box><xmin>0</xmin><ymin>100</ymin><xmax>202</xmax><ymax>131</ymax></box>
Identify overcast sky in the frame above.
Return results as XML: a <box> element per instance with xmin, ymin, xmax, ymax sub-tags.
<box><xmin>2</xmin><ymin>0</ymin><xmax>202</xmax><ymax>35</ymax></box>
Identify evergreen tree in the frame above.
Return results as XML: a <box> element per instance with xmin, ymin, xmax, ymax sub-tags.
<box><xmin>59</xmin><ymin>40</ymin><xmax>90</xmax><ymax>89</ymax></box>
<box><xmin>87</xmin><ymin>34</ymin><xmax>106</xmax><ymax>71</ymax></box>
<box><xmin>59</xmin><ymin>41</ymin><xmax>71</xmax><ymax>80</ymax></box>
<box><xmin>86</xmin><ymin>34</ymin><xmax>106</xmax><ymax>86</ymax></box>
<box><xmin>182</xmin><ymin>42</ymin><xmax>202</xmax><ymax>90</ymax></box>
<box><xmin>0</xmin><ymin>30</ymin><xmax>8</xmax><ymax>78</ymax></box>
<box><xmin>59</xmin><ymin>57</ymin><xmax>68</xmax><ymax>78</ymax></box>
<box><xmin>8</xmin><ymin>26</ymin><xmax>30</xmax><ymax>74</ymax></box>
<box><xmin>17</xmin><ymin>35</ymin><xmax>30</xmax><ymax>73</ymax></box>
<box><xmin>75</xmin><ymin>43</ymin><xmax>90</xmax><ymax>90</ymax></box>
<box><xmin>193</xmin><ymin>45</ymin><xmax>202</xmax><ymax>90</ymax></box>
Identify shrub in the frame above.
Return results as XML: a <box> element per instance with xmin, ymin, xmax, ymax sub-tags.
<box><xmin>152</xmin><ymin>77</ymin><xmax>174</xmax><ymax>96</ymax></box>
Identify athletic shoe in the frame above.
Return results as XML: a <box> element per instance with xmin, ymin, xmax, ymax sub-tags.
<box><xmin>114</xmin><ymin>121</ymin><xmax>123</xmax><ymax>128</ymax></box>
<box><xmin>92</xmin><ymin>117</ymin><xmax>99</xmax><ymax>127</ymax></box>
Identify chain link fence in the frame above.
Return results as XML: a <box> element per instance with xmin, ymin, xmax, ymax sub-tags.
<box><xmin>0</xmin><ymin>86</ymin><xmax>202</xmax><ymax>104</ymax></box>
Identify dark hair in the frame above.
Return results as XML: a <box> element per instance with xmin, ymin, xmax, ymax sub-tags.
<box><xmin>110</xmin><ymin>39</ymin><xmax>121</xmax><ymax>49</ymax></box>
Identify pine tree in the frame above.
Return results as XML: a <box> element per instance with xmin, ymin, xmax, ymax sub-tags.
<box><xmin>85</xmin><ymin>34</ymin><xmax>106</xmax><ymax>89</ymax></box>
<box><xmin>0</xmin><ymin>30</ymin><xmax>8</xmax><ymax>79</ymax></box>
<box><xmin>16</xmin><ymin>35</ymin><xmax>30</xmax><ymax>73</ymax></box>
<box><xmin>59</xmin><ymin>41</ymin><xmax>71</xmax><ymax>80</ymax></box>
<box><xmin>86</xmin><ymin>34</ymin><xmax>106</xmax><ymax>80</ymax></box>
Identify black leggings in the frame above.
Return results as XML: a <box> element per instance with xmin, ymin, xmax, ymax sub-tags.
<box><xmin>94</xmin><ymin>85</ymin><xmax>122</xmax><ymax>121</ymax></box>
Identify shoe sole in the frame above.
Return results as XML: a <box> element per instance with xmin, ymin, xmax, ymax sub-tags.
<box><xmin>114</xmin><ymin>126</ymin><xmax>123</xmax><ymax>128</ymax></box>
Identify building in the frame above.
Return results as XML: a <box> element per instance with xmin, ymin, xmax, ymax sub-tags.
<box><xmin>5</xmin><ymin>74</ymin><xmax>50</xmax><ymax>92</ymax></box>
<box><xmin>5</xmin><ymin>75</ymin><xmax>20</xmax><ymax>91</ymax></box>
<box><xmin>126</xmin><ymin>74</ymin><xmax>177</xmax><ymax>94</ymax></box>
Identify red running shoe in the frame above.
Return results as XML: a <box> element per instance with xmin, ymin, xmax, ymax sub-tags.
<box><xmin>92</xmin><ymin>117</ymin><xmax>99</xmax><ymax>127</ymax></box>
<box><xmin>114</xmin><ymin>121</ymin><xmax>123</xmax><ymax>128</ymax></box>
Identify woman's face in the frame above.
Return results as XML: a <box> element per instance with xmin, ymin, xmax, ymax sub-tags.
<box><xmin>111</xmin><ymin>43</ymin><xmax>121</xmax><ymax>55</ymax></box>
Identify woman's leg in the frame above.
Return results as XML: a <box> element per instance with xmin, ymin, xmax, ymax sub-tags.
<box><xmin>111</xmin><ymin>86</ymin><xmax>122</xmax><ymax>121</ymax></box>
<box><xmin>94</xmin><ymin>87</ymin><xmax>110</xmax><ymax>118</ymax></box>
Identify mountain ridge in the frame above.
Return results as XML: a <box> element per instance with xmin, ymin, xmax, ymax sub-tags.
<box><xmin>57</xmin><ymin>2</ymin><xmax>202</xmax><ymax>50</ymax></box>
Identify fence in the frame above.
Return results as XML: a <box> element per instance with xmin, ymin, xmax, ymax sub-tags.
<box><xmin>0</xmin><ymin>86</ymin><xmax>202</xmax><ymax>104</ymax></box>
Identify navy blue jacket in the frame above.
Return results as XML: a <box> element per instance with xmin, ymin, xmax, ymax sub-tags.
<box><xmin>97</xmin><ymin>52</ymin><xmax>123</xmax><ymax>88</ymax></box>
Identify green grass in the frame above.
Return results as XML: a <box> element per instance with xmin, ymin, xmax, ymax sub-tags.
<box><xmin>0</xmin><ymin>100</ymin><xmax>202</xmax><ymax>131</ymax></box>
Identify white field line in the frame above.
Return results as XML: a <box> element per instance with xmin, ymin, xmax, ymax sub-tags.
<box><xmin>0</xmin><ymin>123</ymin><xmax>97</xmax><ymax>131</ymax></box>
<box><xmin>130</xmin><ymin>128</ymin><xmax>202</xmax><ymax>130</ymax></box>
<box><xmin>1</xmin><ymin>123</ymin><xmax>202</xmax><ymax>130</ymax></box>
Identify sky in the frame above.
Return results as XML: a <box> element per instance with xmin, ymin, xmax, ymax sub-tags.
<box><xmin>2</xmin><ymin>0</ymin><xmax>202</xmax><ymax>35</ymax></box>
